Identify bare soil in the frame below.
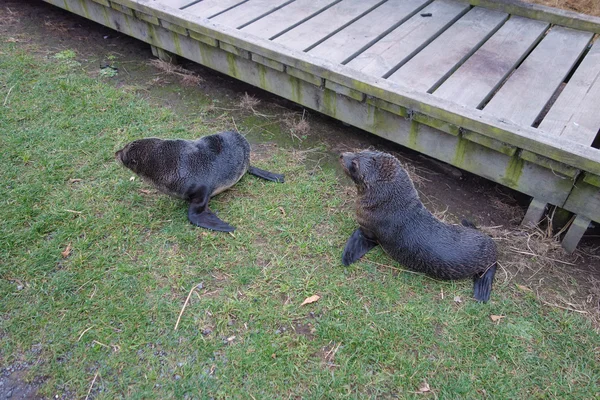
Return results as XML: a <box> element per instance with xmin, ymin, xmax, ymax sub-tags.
<box><xmin>2</xmin><ymin>0</ymin><xmax>600</xmax><ymax>397</ymax></box>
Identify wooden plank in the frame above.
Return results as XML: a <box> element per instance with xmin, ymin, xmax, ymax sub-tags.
<box><xmin>469</xmin><ymin>0</ymin><xmax>600</xmax><ymax>34</ymax></box>
<box><xmin>561</xmin><ymin>215</ymin><xmax>592</xmax><ymax>253</ymax></box>
<box><xmin>100</xmin><ymin>0</ymin><xmax>600</xmax><ymax>177</ymax></box>
<box><xmin>210</xmin><ymin>0</ymin><xmax>293</xmax><ymax>29</ymax></box>
<box><xmin>538</xmin><ymin>40</ymin><xmax>600</xmax><ymax>145</ymax></box>
<box><xmin>387</xmin><ymin>7</ymin><xmax>508</xmax><ymax>92</ymax></box>
<box><xmin>273</xmin><ymin>0</ymin><xmax>384</xmax><ymax>51</ymax></box>
<box><xmin>154</xmin><ymin>0</ymin><xmax>195</xmax><ymax>10</ymax></box>
<box><xmin>308</xmin><ymin>0</ymin><xmax>429</xmax><ymax>64</ymax></box>
<box><xmin>345</xmin><ymin>0</ymin><xmax>470</xmax><ymax>77</ymax></box>
<box><xmin>434</xmin><ymin>16</ymin><xmax>549</xmax><ymax>109</ymax></box>
<box><xmin>183</xmin><ymin>0</ymin><xmax>246</xmax><ymax>17</ymax></box>
<box><xmin>484</xmin><ymin>27</ymin><xmax>593</xmax><ymax>127</ymax></box>
<box><xmin>241</xmin><ymin>0</ymin><xmax>338</xmax><ymax>40</ymax></box>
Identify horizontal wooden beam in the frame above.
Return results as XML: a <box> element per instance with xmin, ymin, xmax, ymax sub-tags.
<box><xmin>468</xmin><ymin>0</ymin><xmax>600</xmax><ymax>33</ymax></box>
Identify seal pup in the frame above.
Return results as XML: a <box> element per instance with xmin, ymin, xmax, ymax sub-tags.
<box><xmin>115</xmin><ymin>131</ymin><xmax>284</xmax><ymax>232</ymax></box>
<box><xmin>339</xmin><ymin>150</ymin><xmax>497</xmax><ymax>302</ymax></box>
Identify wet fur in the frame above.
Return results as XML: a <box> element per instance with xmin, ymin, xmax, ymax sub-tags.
<box><xmin>340</xmin><ymin>150</ymin><xmax>497</xmax><ymax>302</ymax></box>
<box><xmin>115</xmin><ymin>131</ymin><xmax>283</xmax><ymax>231</ymax></box>
<box><xmin>115</xmin><ymin>131</ymin><xmax>250</xmax><ymax>200</ymax></box>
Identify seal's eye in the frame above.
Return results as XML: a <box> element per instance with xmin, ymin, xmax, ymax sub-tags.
<box><xmin>350</xmin><ymin>160</ymin><xmax>359</xmax><ymax>173</ymax></box>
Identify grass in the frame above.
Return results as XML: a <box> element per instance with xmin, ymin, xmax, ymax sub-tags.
<box><xmin>1</xmin><ymin>42</ymin><xmax>599</xmax><ymax>399</ymax></box>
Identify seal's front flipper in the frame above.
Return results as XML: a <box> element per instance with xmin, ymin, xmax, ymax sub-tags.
<box><xmin>188</xmin><ymin>206</ymin><xmax>235</xmax><ymax>232</ymax></box>
<box><xmin>342</xmin><ymin>228</ymin><xmax>378</xmax><ymax>266</ymax></box>
<box><xmin>248</xmin><ymin>166</ymin><xmax>285</xmax><ymax>183</ymax></box>
<box><xmin>473</xmin><ymin>263</ymin><xmax>496</xmax><ymax>302</ymax></box>
<box><xmin>187</xmin><ymin>184</ymin><xmax>235</xmax><ymax>232</ymax></box>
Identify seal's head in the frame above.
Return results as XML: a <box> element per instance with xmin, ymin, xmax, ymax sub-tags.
<box><xmin>340</xmin><ymin>150</ymin><xmax>400</xmax><ymax>189</ymax></box>
<box><xmin>115</xmin><ymin>138</ymin><xmax>161</xmax><ymax>174</ymax></box>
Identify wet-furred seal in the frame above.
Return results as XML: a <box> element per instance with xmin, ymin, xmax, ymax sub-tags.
<box><xmin>339</xmin><ymin>150</ymin><xmax>497</xmax><ymax>302</ymax></box>
<box><xmin>115</xmin><ymin>131</ymin><xmax>284</xmax><ymax>232</ymax></box>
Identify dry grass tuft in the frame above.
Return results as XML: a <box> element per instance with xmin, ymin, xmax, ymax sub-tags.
<box><xmin>481</xmin><ymin>221</ymin><xmax>600</xmax><ymax>327</ymax></box>
<box><xmin>148</xmin><ymin>58</ymin><xmax>203</xmax><ymax>86</ymax></box>
<box><xmin>283</xmin><ymin>110</ymin><xmax>310</xmax><ymax>141</ymax></box>
<box><xmin>238</xmin><ymin>92</ymin><xmax>261</xmax><ymax>112</ymax></box>
<box><xmin>525</xmin><ymin>0</ymin><xmax>600</xmax><ymax>16</ymax></box>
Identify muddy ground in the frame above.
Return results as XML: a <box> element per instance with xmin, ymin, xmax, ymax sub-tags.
<box><xmin>1</xmin><ymin>1</ymin><xmax>599</xmax><ymax>398</ymax></box>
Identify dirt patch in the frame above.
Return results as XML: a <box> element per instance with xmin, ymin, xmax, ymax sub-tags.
<box><xmin>0</xmin><ymin>365</ymin><xmax>42</xmax><ymax>400</ymax></box>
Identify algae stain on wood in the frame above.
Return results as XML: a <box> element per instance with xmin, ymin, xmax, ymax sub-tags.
<box><xmin>321</xmin><ymin>89</ymin><xmax>337</xmax><ymax>119</ymax></box>
<box><xmin>227</xmin><ymin>53</ymin><xmax>239</xmax><ymax>79</ymax></box>
<box><xmin>172</xmin><ymin>32</ymin><xmax>183</xmax><ymax>56</ymax></box>
<box><xmin>501</xmin><ymin>154</ymin><xmax>525</xmax><ymax>187</ymax></box>
<box><xmin>408</xmin><ymin>121</ymin><xmax>420</xmax><ymax>150</ymax></box>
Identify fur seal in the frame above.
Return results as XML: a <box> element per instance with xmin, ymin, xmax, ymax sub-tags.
<box><xmin>339</xmin><ymin>150</ymin><xmax>497</xmax><ymax>302</ymax></box>
<box><xmin>115</xmin><ymin>131</ymin><xmax>284</xmax><ymax>232</ymax></box>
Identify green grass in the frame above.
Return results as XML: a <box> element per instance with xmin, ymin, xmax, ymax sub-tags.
<box><xmin>1</xmin><ymin>43</ymin><xmax>599</xmax><ymax>399</ymax></box>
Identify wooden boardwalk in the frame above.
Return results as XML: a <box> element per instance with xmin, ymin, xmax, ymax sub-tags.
<box><xmin>44</xmin><ymin>0</ymin><xmax>600</xmax><ymax>251</ymax></box>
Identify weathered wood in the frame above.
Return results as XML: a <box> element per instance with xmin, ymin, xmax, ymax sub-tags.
<box><xmin>522</xmin><ymin>198</ymin><xmax>547</xmax><ymax>227</ymax></box>
<box><xmin>151</xmin><ymin>44</ymin><xmax>178</xmax><ymax>63</ymax></box>
<box><xmin>561</xmin><ymin>215</ymin><xmax>592</xmax><ymax>253</ymax></box>
<box><xmin>434</xmin><ymin>16</ymin><xmax>548</xmax><ymax>109</ymax></box>
<box><xmin>346</xmin><ymin>0</ymin><xmax>470</xmax><ymax>76</ymax></box>
<box><xmin>241</xmin><ymin>0</ymin><xmax>338</xmax><ymax>40</ymax></box>
<box><xmin>469</xmin><ymin>0</ymin><xmax>600</xmax><ymax>34</ymax></box>
<box><xmin>184</xmin><ymin>0</ymin><xmax>246</xmax><ymax>17</ymax></box>
<box><xmin>563</xmin><ymin>179</ymin><xmax>600</xmax><ymax>223</ymax></box>
<box><xmin>483</xmin><ymin>26</ymin><xmax>593</xmax><ymax>126</ymax></box>
<box><xmin>308</xmin><ymin>0</ymin><xmax>429</xmax><ymax>64</ymax></box>
<box><xmin>273</xmin><ymin>0</ymin><xmax>384</xmax><ymax>51</ymax></box>
<box><xmin>154</xmin><ymin>0</ymin><xmax>196</xmax><ymax>9</ymax></box>
<box><xmin>210</xmin><ymin>0</ymin><xmax>293</xmax><ymax>29</ymax></box>
<box><xmin>539</xmin><ymin>40</ymin><xmax>600</xmax><ymax>146</ymax></box>
<box><xmin>387</xmin><ymin>7</ymin><xmax>508</xmax><ymax>92</ymax></box>
<box><xmin>49</xmin><ymin>0</ymin><xmax>600</xmax><ymax>178</ymax></box>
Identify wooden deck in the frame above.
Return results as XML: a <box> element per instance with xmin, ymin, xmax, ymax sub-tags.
<box><xmin>44</xmin><ymin>0</ymin><xmax>600</xmax><ymax>251</ymax></box>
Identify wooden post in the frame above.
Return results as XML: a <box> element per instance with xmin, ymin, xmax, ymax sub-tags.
<box><xmin>561</xmin><ymin>215</ymin><xmax>591</xmax><ymax>253</ymax></box>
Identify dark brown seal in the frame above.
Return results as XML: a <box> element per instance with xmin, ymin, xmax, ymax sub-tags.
<box><xmin>115</xmin><ymin>131</ymin><xmax>284</xmax><ymax>232</ymax></box>
<box><xmin>340</xmin><ymin>150</ymin><xmax>497</xmax><ymax>302</ymax></box>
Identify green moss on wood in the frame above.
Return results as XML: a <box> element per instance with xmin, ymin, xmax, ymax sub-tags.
<box><xmin>501</xmin><ymin>154</ymin><xmax>525</xmax><ymax>188</ymax></box>
<box><xmin>226</xmin><ymin>53</ymin><xmax>238</xmax><ymax>79</ymax></box>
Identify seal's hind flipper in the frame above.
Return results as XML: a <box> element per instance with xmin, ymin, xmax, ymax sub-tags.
<box><xmin>342</xmin><ymin>228</ymin><xmax>378</xmax><ymax>266</ymax></box>
<box><xmin>188</xmin><ymin>206</ymin><xmax>235</xmax><ymax>232</ymax></box>
<box><xmin>248</xmin><ymin>166</ymin><xmax>285</xmax><ymax>183</ymax></box>
<box><xmin>473</xmin><ymin>263</ymin><xmax>496</xmax><ymax>302</ymax></box>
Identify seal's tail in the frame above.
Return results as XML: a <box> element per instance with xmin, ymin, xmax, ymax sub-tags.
<box><xmin>248</xmin><ymin>166</ymin><xmax>285</xmax><ymax>183</ymax></box>
<box><xmin>473</xmin><ymin>262</ymin><xmax>496</xmax><ymax>302</ymax></box>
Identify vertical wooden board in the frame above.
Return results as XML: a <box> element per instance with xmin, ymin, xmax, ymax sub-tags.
<box><xmin>538</xmin><ymin>40</ymin><xmax>600</xmax><ymax>145</ymax></box>
<box><xmin>308</xmin><ymin>0</ymin><xmax>429</xmax><ymax>64</ymax></box>
<box><xmin>483</xmin><ymin>26</ymin><xmax>593</xmax><ymax>127</ymax></box>
<box><xmin>434</xmin><ymin>16</ymin><xmax>549</xmax><ymax>109</ymax></box>
<box><xmin>241</xmin><ymin>0</ymin><xmax>338</xmax><ymax>39</ymax></box>
<box><xmin>273</xmin><ymin>0</ymin><xmax>383</xmax><ymax>51</ymax></box>
<box><xmin>210</xmin><ymin>0</ymin><xmax>293</xmax><ymax>29</ymax></box>
<box><xmin>387</xmin><ymin>7</ymin><xmax>508</xmax><ymax>92</ymax></box>
<box><xmin>183</xmin><ymin>0</ymin><xmax>246</xmax><ymax>18</ymax></box>
<box><xmin>345</xmin><ymin>0</ymin><xmax>470</xmax><ymax>77</ymax></box>
<box><xmin>154</xmin><ymin>0</ymin><xmax>195</xmax><ymax>10</ymax></box>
